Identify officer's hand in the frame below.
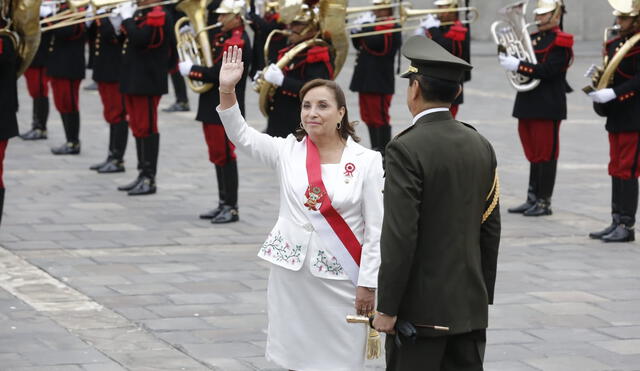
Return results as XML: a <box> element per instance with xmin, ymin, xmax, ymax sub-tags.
<box><xmin>179</xmin><ymin>60</ymin><xmax>194</xmax><ymax>77</ymax></box>
<box><xmin>219</xmin><ymin>45</ymin><xmax>245</xmax><ymax>91</ymax></box>
<box><xmin>40</xmin><ymin>3</ymin><xmax>55</xmax><ymax>18</ymax></box>
<box><xmin>118</xmin><ymin>1</ymin><xmax>136</xmax><ymax>20</ymax></box>
<box><xmin>372</xmin><ymin>312</ymin><xmax>397</xmax><ymax>334</ymax></box>
<box><xmin>499</xmin><ymin>54</ymin><xmax>520</xmax><ymax>72</ymax></box>
<box><xmin>589</xmin><ymin>88</ymin><xmax>616</xmax><ymax>103</ymax></box>
<box><xmin>420</xmin><ymin>15</ymin><xmax>440</xmax><ymax>30</ymax></box>
<box><xmin>264</xmin><ymin>63</ymin><xmax>284</xmax><ymax>86</ymax></box>
<box><xmin>355</xmin><ymin>287</ymin><xmax>375</xmax><ymax>316</ymax></box>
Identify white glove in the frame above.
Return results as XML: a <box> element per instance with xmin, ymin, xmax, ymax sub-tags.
<box><xmin>96</xmin><ymin>6</ymin><xmax>107</xmax><ymax>15</ymax></box>
<box><xmin>413</xmin><ymin>26</ymin><xmax>426</xmax><ymax>36</ymax></box>
<box><xmin>179</xmin><ymin>60</ymin><xmax>194</xmax><ymax>77</ymax></box>
<box><xmin>40</xmin><ymin>3</ymin><xmax>55</xmax><ymax>17</ymax></box>
<box><xmin>264</xmin><ymin>63</ymin><xmax>284</xmax><ymax>86</ymax></box>
<box><xmin>109</xmin><ymin>13</ymin><xmax>123</xmax><ymax>33</ymax></box>
<box><xmin>85</xmin><ymin>4</ymin><xmax>95</xmax><ymax>27</ymax></box>
<box><xmin>589</xmin><ymin>88</ymin><xmax>616</xmax><ymax>103</ymax></box>
<box><xmin>179</xmin><ymin>24</ymin><xmax>194</xmax><ymax>35</ymax></box>
<box><xmin>350</xmin><ymin>12</ymin><xmax>376</xmax><ymax>34</ymax></box>
<box><xmin>420</xmin><ymin>15</ymin><xmax>440</xmax><ymax>30</ymax></box>
<box><xmin>118</xmin><ymin>1</ymin><xmax>136</xmax><ymax>20</ymax></box>
<box><xmin>499</xmin><ymin>54</ymin><xmax>520</xmax><ymax>72</ymax></box>
<box><xmin>253</xmin><ymin>71</ymin><xmax>262</xmax><ymax>82</ymax></box>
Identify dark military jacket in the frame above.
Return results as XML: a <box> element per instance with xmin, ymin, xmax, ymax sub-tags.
<box><xmin>266</xmin><ymin>43</ymin><xmax>333</xmax><ymax>138</ymax></box>
<box><xmin>428</xmin><ymin>20</ymin><xmax>470</xmax><ymax>104</ymax></box>
<box><xmin>0</xmin><ymin>34</ymin><xmax>19</xmax><ymax>140</ymax></box>
<box><xmin>349</xmin><ymin>19</ymin><xmax>401</xmax><ymax>95</ymax></box>
<box><xmin>512</xmin><ymin>27</ymin><xmax>574</xmax><ymax>120</ymax></box>
<box><xmin>247</xmin><ymin>11</ymin><xmax>284</xmax><ymax>78</ymax></box>
<box><xmin>120</xmin><ymin>6</ymin><xmax>174</xmax><ymax>96</ymax></box>
<box><xmin>187</xmin><ymin>26</ymin><xmax>252</xmax><ymax>123</ymax></box>
<box><xmin>45</xmin><ymin>21</ymin><xmax>86</xmax><ymax>80</ymax></box>
<box><xmin>595</xmin><ymin>32</ymin><xmax>640</xmax><ymax>133</ymax></box>
<box><xmin>90</xmin><ymin>19</ymin><xmax>123</xmax><ymax>83</ymax></box>
<box><xmin>29</xmin><ymin>30</ymin><xmax>51</xmax><ymax>68</ymax></box>
<box><xmin>377</xmin><ymin>110</ymin><xmax>501</xmax><ymax>336</ymax></box>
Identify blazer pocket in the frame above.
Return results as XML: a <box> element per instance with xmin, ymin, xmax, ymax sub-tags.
<box><xmin>258</xmin><ymin>217</ymin><xmax>312</xmax><ymax>270</ymax></box>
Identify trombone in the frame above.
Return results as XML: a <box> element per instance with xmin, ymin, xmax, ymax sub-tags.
<box><xmin>348</xmin><ymin>3</ymin><xmax>478</xmax><ymax>39</ymax></box>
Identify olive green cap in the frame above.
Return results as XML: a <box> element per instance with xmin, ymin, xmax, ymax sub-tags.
<box><xmin>400</xmin><ymin>36</ymin><xmax>473</xmax><ymax>82</ymax></box>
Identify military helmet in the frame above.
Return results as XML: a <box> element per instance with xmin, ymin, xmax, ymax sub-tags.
<box><xmin>215</xmin><ymin>0</ymin><xmax>246</xmax><ymax>14</ymax></box>
<box><xmin>609</xmin><ymin>0</ymin><xmax>640</xmax><ymax>16</ymax></box>
<box><xmin>434</xmin><ymin>0</ymin><xmax>458</xmax><ymax>6</ymax></box>
<box><xmin>533</xmin><ymin>0</ymin><xmax>562</xmax><ymax>15</ymax></box>
<box><xmin>372</xmin><ymin>0</ymin><xmax>392</xmax><ymax>5</ymax></box>
<box><xmin>292</xmin><ymin>4</ymin><xmax>316</xmax><ymax>24</ymax></box>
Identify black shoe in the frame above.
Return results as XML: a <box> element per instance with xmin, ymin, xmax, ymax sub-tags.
<box><xmin>589</xmin><ymin>214</ymin><xmax>620</xmax><ymax>239</ymax></box>
<box><xmin>20</xmin><ymin>128</ymin><xmax>47</xmax><ymax>140</ymax></box>
<box><xmin>601</xmin><ymin>224</ymin><xmax>635</xmax><ymax>242</ymax></box>
<box><xmin>200</xmin><ymin>204</ymin><xmax>224</xmax><ymax>219</ymax></box>
<box><xmin>508</xmin><ymin>201</ymin><xmax>536</xmax><ymax>214</ymax></box>
<box><xmin>84</xmin><ymin>81</ymin><xmax>98</xmax><ymax>91</ymax></box>
<box><xmin>97</xmin><ymin>159</ymin><xmax>125</xmax><ymax>173</ymax></box>
<box><xmin>162</xmin><ymin>102</ymin><xmax>190</xmax><ymax>112</ymax></box>
<box><xmin>523</xmin><ymin>200</ymin><xmax>552</xmax><ymax>217</ymax></box>
<box><xmin>118</xmin><ymin>176</ymin><xmax>142</xmax><ymax>191</ymax></box>
<box><xmin>90</xmin><ymin>158</ymin><xmax>110</xmax><ymax>171</ymax></box>
<box><xmin>51</xmin><ymin>142</ymin><xmax>80</xmax><ymax>155</ymax></box>
<box><xmin>127</xmin><ymin>176</ymin><xmax>156</xmax><ymax>196</ymax></box>
<box><xmin>211</xmin><ymin>205</ymin><xmax>239</xmax><ymax>224</ymax></box>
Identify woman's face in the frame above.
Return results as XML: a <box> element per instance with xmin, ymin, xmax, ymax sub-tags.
<box><xmin>301</xmin><ymin>86</ymin><xmax>345</xmax><ymax>140</ymax></box>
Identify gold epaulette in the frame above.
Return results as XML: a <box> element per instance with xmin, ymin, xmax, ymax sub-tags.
<box><xmin>482</xmin><ymin>169</ymin><xmax>500</xmax><ymax>224</ymax></box>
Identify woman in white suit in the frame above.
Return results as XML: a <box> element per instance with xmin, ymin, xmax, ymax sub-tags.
<box><xmin>217</xmin><ymin>46</ymin><xmax>384</xmax><ymax>371</ymax></box>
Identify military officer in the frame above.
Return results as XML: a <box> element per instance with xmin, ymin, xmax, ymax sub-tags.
<box><xmin>349</xmin><ymin>0</ymin><xmax>401</xmax><ymax>155</ymax></box>
<box><xmin>414</xmin><ymin>0</ymin><xmax>471</xmax><ymax>118</ymax></box>
<box><xmin>19</xmin><ymin>5</ymin><xmax>52</xmax><ymax>141</ymax></box>
<box><xmin>179</xmin><ymin>0</ymin><xmax>252</xmax><ymax>223</ymax></box>
<box><xmin>263</xmin><ymin>4</ymin><xmax>334</xmax><ymax>138</ymax></box>
<box><xmin>87</xmin><ymin>15</ymin><xmax>129</xmax><ymax>173</ymax></box>
<box><xmin>0</xmin><ymin>19</ymin><xmax>20</xmax><ymax>227</ymax></box>
<box><xmin>373</xmin><ymin>36</ymin><xmax>500</xmax><ymax>371</ymax></box>
<box><xmin>44</xmin><ymin>3</ymin><xmax>86</xmax><ymax>155</ymax></box>
<box><xmin>587</xmin><ymin>0</ymin><xmax>640</xmax><ymax>243</ymax></box>
<box><xmin>499</xmin><ymin>0</ymin><xmax>573</xmax><ymax>216</ymax></box>
<box><xmin>116</xmin><ymin>0</ymin><xmax>175</xmax><ymax>195</ymax></box>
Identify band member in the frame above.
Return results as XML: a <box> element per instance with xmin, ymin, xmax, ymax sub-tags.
<box><xmin>20</xmin><ymin>5</ymin><xmax>52</xmax><ymax>141</ymax></box>
<box><xmin>263</xmin><ymin>4</ymin><xmax>334</xmax><ymax>138</ymax></box>
<box><xmin>499</xmin><ymin>0</ymin><xmax>573</xmax><ymax>216</ymax></box>
<box><xmin>349</xmin><ymin>0</ymin><xmax>401</xmax><ymax>155</ymax></box>
<box><xmin>163</xmin><ymin>2</ymin><xmax>190</xmax><ymax>113</ymax></box>
<box><xmin>179</xmin><ymin>0</ymin><xmax>251</xmax><ymax>223</ymax></box>
<box><xmin>44</xmin><ymin>3</ymin><xmax>86</xmax><ymax>155</ymax></box>
<box><xmin>0</xmin><ymin>21</ymin><xmax>20</xmax><ymax>227</ymax></box>
<box><xmin>87</xmin><ymin>15</ymin><xmax>129</xmax><ymax>173</ymax></box>
<box><xmin>246</xmin><ymin>1</ymin><xmax>285</xmax><ymax>79</ymax></box>
<box><xmin>588</xmin><ymin>2</ymin><xmax>640</xmax><ymax>243</ymax></box>
<box><xmin>414</xmin><ymin>0</ymin><xmax>471</xmax><ymax>118</ymax></box>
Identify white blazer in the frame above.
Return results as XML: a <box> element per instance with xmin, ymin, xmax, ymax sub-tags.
<box><xmin>217</xmin><ymin>103</ymin><xmax>383</xmax><ymax>288</ymax></box>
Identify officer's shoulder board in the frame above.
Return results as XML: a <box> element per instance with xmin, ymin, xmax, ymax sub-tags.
<box><xmin>553</xmin><ymin>31</ymin><xmax>574</xmax><ymax>48</ymax></box>
<box><xmin>146</xmin><ymin>6</ymin><xmax>166</xmax><ymax>27</ymax></box>
<box><xmin>307</xmin><ymin>45</ymin><xmax>330</xmax><ymax>63</ymax></box>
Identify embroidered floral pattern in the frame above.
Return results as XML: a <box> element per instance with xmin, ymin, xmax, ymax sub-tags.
<box><xmin>313</xmin><ymin>250</ymin><xmax>344</xmax><ymax>275</ymax></box>
<box><xmin>260</xmin><ymin>230</ymin><xmax>302</xmax><ymax>265</ymax></box>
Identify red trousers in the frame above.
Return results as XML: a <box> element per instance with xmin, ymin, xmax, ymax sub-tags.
<box><xmin>450</xmin><ymin>104</ymin><xmax>459</xmax><ymax>119</ymax></box>
<box><xmin>358</xmin><ymin>93</ymin><xmax>392</xmax><ymax>128</ymax></box>
<box><xmin>49</xmin><ymin>77</ymin><xmax>81</xmax><ymax>113</ymax></box>
<box><xmin>0</xmin><ymin>140</ymin><xmax>7</xmax><ymax>188</ymax></box>
<box><xmin>24</xmin><ymin>67</ymin><xmax>49</xmax><ymax>98</ymax></box>
<box><xmin>124</xmin><ymin>95</ymin><xmax>160</xmax><ymax>138</ymax></box>
<box><xmin>202</xmin><ymin>123</ymin><xmax>236</xmax><ymax>166</ymax></box>
<box><xmin>97</xmin><ymin>82</ymin><xmax>126</xmax><ymax>124</ymax></box>
<box><xmin>518</xmin><ymin>119</ymin><xmax>561</xmax><ymax>163</ymax></box>
<box><xmin>609</xmin><ymin>132</ymin><xmax>640</xmax><ymax>179</ymax></box>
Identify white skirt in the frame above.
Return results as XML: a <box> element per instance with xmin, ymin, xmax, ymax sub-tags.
<box><xmin>265</xmin><ymin>253</ymin><xmax>367</xmax><ymax>371</ymax></box>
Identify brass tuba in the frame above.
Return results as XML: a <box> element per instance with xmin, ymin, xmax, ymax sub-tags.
<box><xmin>175</xmin><ymin>0</ymin><xmax>215</xmax><ymax>93</ymax></box>
<box><xmin>1</xmin><ymin>0</ymin><xmax>42</xmax><ymax>76</ymax></box>
<box><xmin>490</xmin><ymin>1</ymin><xmax>540</xmax><ymax>92</ymax></box>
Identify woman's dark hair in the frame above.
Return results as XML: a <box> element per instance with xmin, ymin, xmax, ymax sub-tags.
<box><xmin>295</xmin><ymin>79</ymin><xmax>360</xmax><ymax>142</ymax></box>
<box><xmin>408</xmin><ymin>74</ymin><xmax>460</xmax><ymax>104</ymax></box>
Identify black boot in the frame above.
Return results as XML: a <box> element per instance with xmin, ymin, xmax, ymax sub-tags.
<box><xmin>378</xmin><ymin>124</ymin><xmax>392</xmax><ymax>157</ymax></box>
<box><xmin>128</xmin><ymin>133</ymin><xmax>158</xmax><ymax>196</ymax></box>
<box><xmin>200</xmin><ymin>165</ymin><xmax>226</xmax><ymax>219</ymax></box>
<box><xmin>367</xmin><ymin>125</ymin><xmax>379</xmax><ymax>151</ymax></box>
<box><xmin>51</xmin><ymin>112</ymin><xmax>80</xmax><ymax>155</ymax></box>
<box><xmin>602</xmin><ymin>178</ymin><xmax>637</xmax><ymax>242</ymax></box>
<box><xmin>524</xmin><ymin>160</ymin><xmax>556</xmax><ymax>217</ymax></box>
<box><xmin>97</xmin><ymin>121</ymin><xmax>128</xmax><ymax>173</ymax></box>
<box><xmin>509</xmin><ymin>163</ymin><xmax>538</xmax><ymax>213</ymax></box>
<box><xmin>212</xmin><ymin>161</ymin><xmax>239</xmax><ymax>223</ymax></box>
<box><xmin>90</xmin><ymin>123</ymin><xmax>116</xmax><ymax>170</ymax></box>
<box><xmin>0</xmin><ymin>188</ymin><xmax>4</xmax><ymax>227</ymax></box>
<box><xmin>590</xmin><ymin>177</ymin><xmax>621</xmax><ymax>239</ymax></box>
<box><xmin>118</xmin><ymin>136</ymin><xmax>143</xmax><ymax>191</ymax></box>
<box><xmin>20</xmin><ymin>97</ymin><xmax>49</xmax><ymax>140</ymax></box>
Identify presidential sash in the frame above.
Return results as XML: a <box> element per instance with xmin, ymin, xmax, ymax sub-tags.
<box><xmin>303</xmin><ymin>138</ymin><xmax>361</xmax><ymax>285</ymax></box>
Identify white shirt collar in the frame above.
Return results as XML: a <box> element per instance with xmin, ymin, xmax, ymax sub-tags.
<box><xmin>411</xmin><ymin>107</ymin><xmax>451</xmax><ymax>126</ymax></box>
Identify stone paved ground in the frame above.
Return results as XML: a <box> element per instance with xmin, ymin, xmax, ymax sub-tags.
<box><xmin>1</xmin><ymin>41</ymin><xmax>639</xmax><ymax>370</ymax></box>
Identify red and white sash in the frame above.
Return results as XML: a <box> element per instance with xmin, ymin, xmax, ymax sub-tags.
<box><xmin>303</xmin><ymin>138</ymin><xmax>361</xmax><ymax>285</ymax></box>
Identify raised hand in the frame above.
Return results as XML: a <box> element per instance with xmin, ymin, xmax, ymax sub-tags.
<box><xmin>219</xmin><ymin>45</ymin><xmax>244</xmax><ymax>92</ymax></box>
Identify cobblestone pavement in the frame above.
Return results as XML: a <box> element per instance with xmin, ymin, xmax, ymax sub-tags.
<box><xmin>1</xmin><ymin>41</ymin><xmax>639</xmax><ymax>370</ymax></box>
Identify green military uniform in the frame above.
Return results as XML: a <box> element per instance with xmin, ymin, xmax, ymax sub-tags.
<box><xmin>377</xmin><ymin>36</ymin><xmax>501</xmax><ymax>370</ymax></box>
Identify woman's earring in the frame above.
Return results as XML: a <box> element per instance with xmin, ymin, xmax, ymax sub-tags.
<box><xmin>336</xmin><ymin>122</ymin><xmax>342</xmax><ymax>130</ymax></box>
<box><xmin>299</xmin><ymin>122</ymin><xmax>304</xmax><ymax>129</ymax></box>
